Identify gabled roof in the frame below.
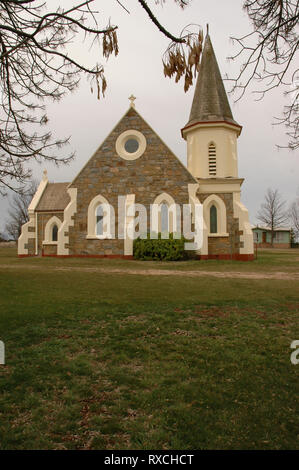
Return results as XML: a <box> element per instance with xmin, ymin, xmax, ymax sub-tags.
<box><xmin>183</xmin><ymin>34</ymin><xmax>240</xmax><ymax>131</ymax></box>
<box><xmin>36</xmin><ymin>182</ymin><xmax>70</xmax><ymax>212</ymax></box>
<box><xmin>70</xmin><ymin>105</ymin><xmax>198</xmax><ymax>187</ymax></box>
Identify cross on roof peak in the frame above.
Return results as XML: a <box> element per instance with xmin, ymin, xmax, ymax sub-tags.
<box><xmin>129</xmin><ymin>94</ymin><xmax>136</xmax><ymax>108</ymax></box>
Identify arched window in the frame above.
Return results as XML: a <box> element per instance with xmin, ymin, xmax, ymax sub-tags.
<box><xmin>43</xmin><ymin>216</ymin><xmax>61</xmax><ymax>244</ymax></box>
<box><xmin>96</xmin><ymin>205</ymin><xmax>104</xmax><ymax>236</ymax></box>
<box><xmin>52</xmin><ymin>224</ymin><xmax>58</xmax><ymax>242</ymax></box>
<box><xmin>210</xmin><ymin>205</ymin><xmax>217</xmax><ymax>233</ymax></box>
<box><xmin>208</xmin><ymin>143</ymin><xmax>216</xmax><ymax>176</ymax></box>
<box><xmin>161</xmin><ymin>203</ymin><xmax>169</xmax><ymax>233</ymax></box>
<box><xmin>203</xmin><ymin>195</ymin><xmax>228</xmax><ymax>237</ymax></box>
<box><xmin>152</xmin><ymin>193</ymin><xmax>179</xmax><ymax>235</ymax></box>
<box><xmin>87</xmin><ymin>194</ymin><xmax>115</xmax><ymax>239</ymax></box>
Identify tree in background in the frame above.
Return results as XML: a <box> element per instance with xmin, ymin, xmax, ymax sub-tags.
<box><xmin>5</xmin><ymin>180</ymin><xmax>38</xmax><ymax>240</ymax></box>
<box><xmin>289</xmin><ymin>198</ymin><xmax>299</xmax><ymax>241</ymax></box>
<box><xmin>0</xmin><ymin>0</ymin><xmax>201</xmax><ymax>194</ymax></box>
<box><xmin>290</xmin><ymin>228</ymin><xmax>296</xmax><ymax>246</ymax></box>
<box><xmin>229</xmin><ymin>0</ymin><xmax>298</xmax><ymax>150</ymax></box>
<box><xmin>257</xmin><ymin>188</ymin><xmax>289</xmax><ymax>246</ymax></box>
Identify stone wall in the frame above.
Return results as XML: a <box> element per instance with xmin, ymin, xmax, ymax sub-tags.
<box><xmin>43</xmin><ymin>244</ymin><xmax>58</xmax><ymax>256</ymax></box>
<box><xmin>198</xmin><ymin>192</ymin><xmax>241</xmax><ymax>256</ymax></box>
<box><xmin>25</xmin><ymin>225</ymin><xmax>36</xmax><ymax>255</ymax></box>
<box><xmin>67</xmin><ymin>107</ymin><xmax>197</xmax><ymax>256</ymax></box>
<box><xmin>25</xmin><ymin>234</ymin><xmax>35</xmax><ymax>255</ymax></box>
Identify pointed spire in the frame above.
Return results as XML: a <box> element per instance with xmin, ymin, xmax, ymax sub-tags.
<box><xmin>184</xmin><ymin>34</ymin><xmax>240</xmax><ymax>130</ymax></box>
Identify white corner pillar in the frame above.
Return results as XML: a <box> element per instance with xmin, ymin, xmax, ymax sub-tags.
<box><xmin>124</xmin><ymin>194</ymin><xmax>135</xmax><ymax>256</ymax></box>
<box><xmin>233</xmin><ymin>192</ymin><xmax>254</xmax><ymax>255</ymax></box>
<box><xmin>188</xmin><ymin>183</ymin><xmax>207</xmax><ymax>255</ymax></box>
<box><xmin>57</xmin><ymin>188</ymin><xmax>77</xmax><ymax>255</ymax></box>
<box><xmin>18</xmin><ymin>170</ymin><xmax>48</xmax><ymax>255</ymax></box>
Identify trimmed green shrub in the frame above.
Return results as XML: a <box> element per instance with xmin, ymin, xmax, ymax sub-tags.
<box><xmin>133</xmin><ymin>232</ymin><xmax>191</xmax><ymax>261</ymax></box>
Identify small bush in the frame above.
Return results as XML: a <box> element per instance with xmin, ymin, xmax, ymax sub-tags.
<box><xmin>133</xmin><ymin>232</ymin><xmax>191</xmax><ymax>261</ymax></box>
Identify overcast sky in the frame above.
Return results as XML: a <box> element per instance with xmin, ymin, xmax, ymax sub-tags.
<box><xmin>1</xmin><ymin>0</ymin><xmax>298</xmax><ymax>234</ymax></box>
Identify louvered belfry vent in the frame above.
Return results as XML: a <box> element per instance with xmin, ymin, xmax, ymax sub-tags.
<box><xmin>209</xmin><ymin>143</ymin><xmax>216</xmax><ymax>176</ymax></box>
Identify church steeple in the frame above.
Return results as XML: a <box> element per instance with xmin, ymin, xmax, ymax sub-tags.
<box><xmin>182</xmin><ymin>33</ymin><xmax>242</xmax><ymax>179</ymax></box>
<box><xmin>184</xmin><ymin>34</ymin><xmax>240</xmax><ymax>130</ymax></box>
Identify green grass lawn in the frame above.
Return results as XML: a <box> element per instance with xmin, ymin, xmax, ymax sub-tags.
<box><xmin>1</xmin><ymin>245</ymin><xmax>299</xmax><ymax>273</ymax></box>
<box><xmin>0</xmin><ymin>245</ymin><xmax>298</xmax><ymax>449</ymax></box>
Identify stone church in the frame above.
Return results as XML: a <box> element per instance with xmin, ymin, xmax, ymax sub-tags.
<box><xmin>18</xmin><ymin>34</ymin><xmax>254</xmax><ymax>261</ymax></box>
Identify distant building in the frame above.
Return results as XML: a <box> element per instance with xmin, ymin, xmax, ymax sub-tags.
<box><xmin>252</xmin><ymin>226</ymin><xmax>291</xmax><ymax>248</ymax></box>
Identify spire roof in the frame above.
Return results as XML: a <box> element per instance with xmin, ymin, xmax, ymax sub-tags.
<box><xmin>184</xmin><ymin>34</ymin><xmax>240</xmax><ymax>130</ymax></box>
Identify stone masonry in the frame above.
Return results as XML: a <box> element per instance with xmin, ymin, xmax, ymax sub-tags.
<box><xmin>197</xmin><ymin>192</ymin><xmax>241</xmax><ymax>256</ymax></box>
<box><xmin>68</xmin><ymin>107</ymin><xmax>197</xmax><ymax>256</ymax></box>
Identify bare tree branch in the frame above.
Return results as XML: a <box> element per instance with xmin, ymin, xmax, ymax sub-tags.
<box><xmin>0</xmin><ymin>0</ymin><xmax>202</xmax><ymax>195</ymax></box>
<box><xmin>227</xmin><ymin>0</ymin><xmax>299</xmax><ymax>150</ymax></box>
<box><xmin>0</xmin><ymin>0</ymin><xmax>120</xmax><ymax>194</ymax></box>
<box><xmin>139</xmin><ymin>1</ymin><xmax>202</xmax><ymax>92</ymax></box>
<box><xmin>289</xmin><ymin>198</ymin><xmax>299</xmax><ymax>239</ymax></box>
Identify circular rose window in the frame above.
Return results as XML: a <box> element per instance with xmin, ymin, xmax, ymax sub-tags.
<box><xmin>124</xmin><ymin>138</ymin><xmax>139</xmax><ymax>153</ymax></box>
<box><xmin>116</xmin><ymin>130</ymin><xmax>146</xmax><ymax>160</ymax></box>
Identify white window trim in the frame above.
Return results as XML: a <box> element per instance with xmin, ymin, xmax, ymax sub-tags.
<box><xmin>115</xmin><ymin>129</ymin><xmax>147</xmax><ymax>161</ymax></box>
<box><xmin>203</xmin><ymin>194</ymin><xmax>228</xmax><ymax>237</ymax></box>
<box><xmin>151</xmin><ymin>192</ymin><xmax>178</xmax><ymax>234</ymax></box>
<box><xmin>43</xmin><ymin>216</ymin><xmax>61</xmax><ymax>245</ymax></box>
<box><xmin>86</xmin><ymin>194</ymin><xmax>114</xmax><ymax>239</ymax></box>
